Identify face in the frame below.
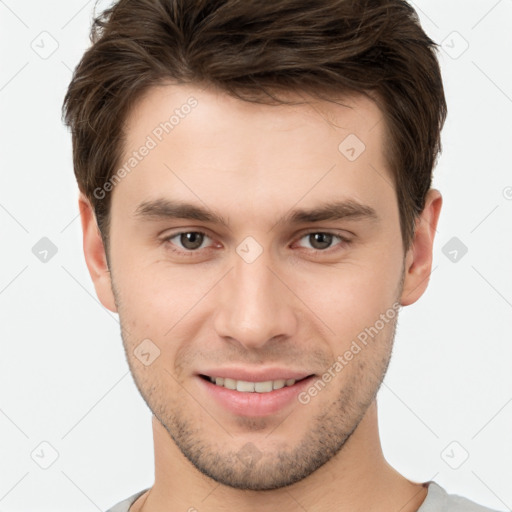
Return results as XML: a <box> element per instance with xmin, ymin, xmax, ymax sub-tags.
<box><xmin>82</xmin><ymin>83</ymin><xmax>435</xmax><ymax>491</ymax></box>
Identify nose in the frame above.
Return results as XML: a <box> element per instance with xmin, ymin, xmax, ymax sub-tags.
<box><xmin>213</xmin><ymin>246</ymin><xmax>298</xmax><ymax>351</ymax></box>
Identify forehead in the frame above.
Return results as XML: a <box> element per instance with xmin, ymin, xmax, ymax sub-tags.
<box><xmin>114</xmin><ymin>83</ymin><xmax>394</xmax><ymax>227</ymax></box>
<box><xmin>124</xmin><ymin>83</ymin><xmax>384</xmax><ymax>148</ymax></box>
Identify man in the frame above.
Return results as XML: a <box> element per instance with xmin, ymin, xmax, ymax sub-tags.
<box><xmin>62</xmin><ymin>1</ymin><xmax>499</xmax><ymax>511</ymax></box>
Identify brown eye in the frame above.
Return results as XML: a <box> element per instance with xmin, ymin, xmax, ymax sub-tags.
<box><xmin>307</xmin><ymin>233</ymin><xmax>333</xmax><ymax>250</ymax></box>
<box><xmin>294</xmin><ymin>231</ymin><xmax>351</xmax><ymax>254</ymax></box>
<box><xmin>297</xmin><ymin>232</ymin><xmax>338</xmax><ymax>250</ymax></box>
<box><xmin>165</xmin><ymin>231</ymin><xmax>212</xmax><ymax>252</ymax></box>
<box><xmin>179</xmin><ymin>232</ymin><xmax>205</xmax><ymax>250</ymax></box>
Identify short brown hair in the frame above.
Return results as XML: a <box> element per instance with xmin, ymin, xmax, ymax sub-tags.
<box><xmin>62</xmin><ymin>0</ymin><xmax>447</xmax><ymax>252</ymax></box>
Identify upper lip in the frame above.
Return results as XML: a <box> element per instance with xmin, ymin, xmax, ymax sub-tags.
<box><xmin>198</xmin><ymin>368</ymin><xmax>314</xmax><ymax>382</ymax></box>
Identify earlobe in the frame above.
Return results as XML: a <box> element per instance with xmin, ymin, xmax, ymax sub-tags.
<box><xmin>400</xmin><ymin>189</ymin><xmax>443</xmax><ymax>306</ymax></box>
<box><xmin>78</xmin><ymin>193</ymin><xmax>117</xmax><ymax>313</ymax></box>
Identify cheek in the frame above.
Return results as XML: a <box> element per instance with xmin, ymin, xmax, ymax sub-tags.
<box><xmin>113</xmin><ymin>230</ymin><xmax>403</xmax><ymax>351</ymax></box>
<box><xmin>287</xmin><ymin>256</ymin><xmax>402</xmax><ymax>344</ymax></box>
<box><xmin>113</xmin><ymin>261</ymin><xmax>216</xmax><ymax>358</ymax></box>
<box><xmin>116</xmin><ymin>258</ymin><xmax>197</xmax><ymax>311</ymax></box>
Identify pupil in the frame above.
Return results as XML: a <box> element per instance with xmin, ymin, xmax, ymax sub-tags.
<box><xmin>310</xmin><ymin>233</ymin><xmax>332</xmax><ymax>250</ymax></box>
<box><xmin>181</xmin><ymin>232</ymin><xmax>204</xmax><ymax>250</ymax></box>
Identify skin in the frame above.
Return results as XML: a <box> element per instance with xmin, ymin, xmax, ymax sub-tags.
<box><xmin>79</xmin><ymin>83</ymin><xmax>442</xmax><ymax>512</ymax></box>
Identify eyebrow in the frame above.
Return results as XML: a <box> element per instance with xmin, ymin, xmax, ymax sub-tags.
<box><xmin>134</xmin><ymin>198</ymin><xmax>378</xmax><ymax>227</ymax></box>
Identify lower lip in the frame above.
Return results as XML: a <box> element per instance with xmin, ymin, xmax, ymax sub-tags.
<box><xmin>197</xmin><ymin>375</ymin><xmax>315</xmax><ymax>417</ymax></box>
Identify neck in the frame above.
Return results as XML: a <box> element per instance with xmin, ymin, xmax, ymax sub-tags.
<box><xmin>133</xmin><ymin>402</ymin><xmax>427</xmax><ymax>512</ymax></box>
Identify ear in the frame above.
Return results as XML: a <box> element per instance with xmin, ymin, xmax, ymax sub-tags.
<box><xmin>400</xmin><ymin>189</ymin><xmax>442</xmax><ymax>306</ymax></box>
<box><xmin>78</xmin><ymin>193</ymin><xmax>117</xmax><ymax>312</ymax></box>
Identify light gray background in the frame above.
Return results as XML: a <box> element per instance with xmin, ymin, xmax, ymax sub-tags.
<box><xmin>1</xmin><ymin>1</ymin><xmax>511</xmax><ymax>510</ymax></box>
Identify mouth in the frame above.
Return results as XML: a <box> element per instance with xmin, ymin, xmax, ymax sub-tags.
<box><xmin>197</xmin><ymin>372</ymin><xmax>317</xmax><ymax>417</ymax></box>
<box><xmin>199</xmin><ymin>374</ymin><xmax>314</xmax><ymax>393</ymax></box>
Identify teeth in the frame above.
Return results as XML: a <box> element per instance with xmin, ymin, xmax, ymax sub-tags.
<box><xmin>208</xmin><ymin>376</ymin><xmax>298</xmax><ymax>393</ymax></box>
<box><xmin>224</xmin><ymin>378</ymin><xmax>236</xmax><ymax>390</ymax></box>
<box><xmin>255</xmin><ymin>381</ymin><xmax>273</xmax><ymax>392</ymax></box>
<box><xmin>273</xmin><ymin>379</ymin><xmax>285</xmax><ymax>390</ymax></box>
<box><xmin>237</xmin><ymin>380</ymin><xmax>255</xmax><ymax>392</ymax></box>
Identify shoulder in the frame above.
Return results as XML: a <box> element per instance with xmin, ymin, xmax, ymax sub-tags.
<box><xmin>420</xmin><ymin>482</ymin><xmax>502</xmax><ymax>512</ymax></box>
<box><xmin>104</xmin><ymin>483</ymin><xmax>502</xmax><ymax>512</ymax></box>
<box><xmin>104</xmin><ymin>489</ymin><xmax>149</xmax><ymax>512</ymax></box>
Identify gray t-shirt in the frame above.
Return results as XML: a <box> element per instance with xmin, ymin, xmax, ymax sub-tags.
<box><xmin>105</xmin><ymin>481</ymin><xmax>500</xmax><ymax>512</ymax></box>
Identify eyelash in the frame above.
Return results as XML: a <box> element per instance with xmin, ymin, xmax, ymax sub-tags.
<box><xmin>162</xmin><ymin>230</ymin><xmax>351</xmax><ymax>257</ymax></box>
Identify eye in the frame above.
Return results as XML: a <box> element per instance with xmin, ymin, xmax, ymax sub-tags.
<box><xmin>164</xmin><ymin>231</ymin><xmax>213</xmax><ymax>252</ymax></box>
<box><xmin>162</xmin><ymin>229</ymin><xmax>350</xmax><ymax>257</ymax></box>
<box><xmin>295</xmin><ymin>231</ymin><xmax>349</xmax><ymax>251</ymax></box>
